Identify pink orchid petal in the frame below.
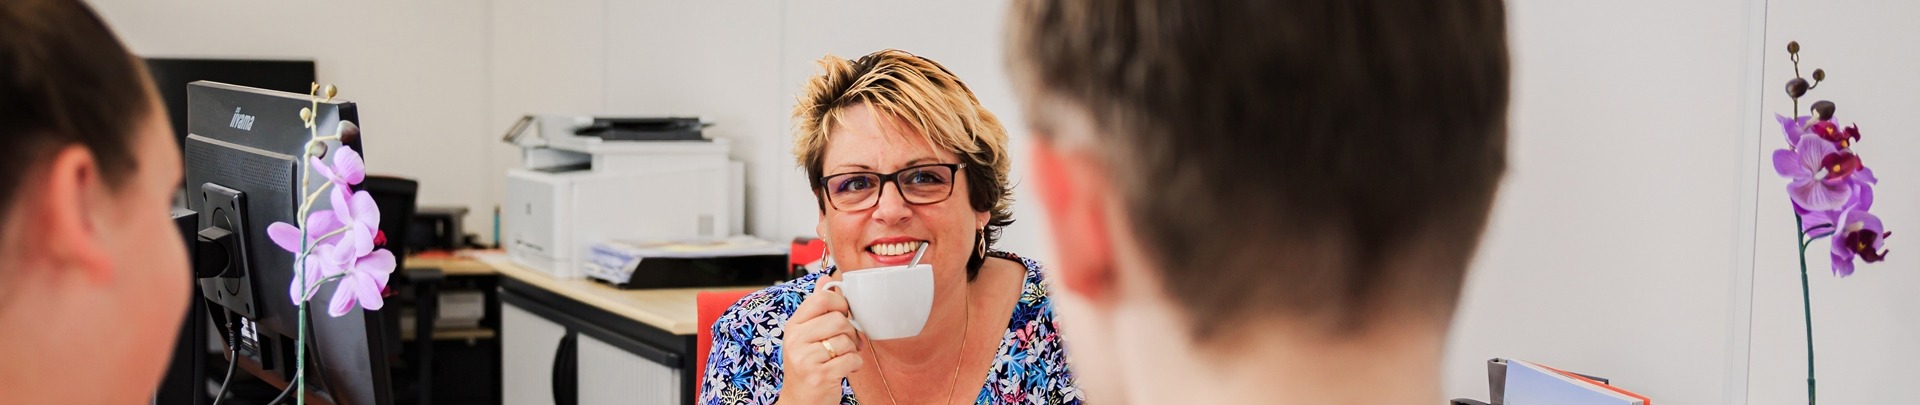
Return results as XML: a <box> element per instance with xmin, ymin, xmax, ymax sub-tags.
<box><xmin>1801</xmin><ymin>210</ymin><xmax>1836</xmax><ymax>235</ymax></box>
<box><xmin>306</xmin><ymin>210</ymin><xmax>345</xmax><ymax>243</ymax></box>
<box><xmin>348</xmin><ymin>272</ymin><xmax>386</xmax><ymax>312</ymax></box>
<box><xmin>1851</xmin><ymin>183</ymin><xmax>1874</xmax><ymax>212</ymax></box>
<box><xmin>290</xmin><ymin>263</ymin><xmax>307</xmax><ymax>305</ymax></box>
<box><xmin>1789</xmin><ymin>178</ymin><xmax>1850</xmax><ymax>212</ymax></box>
<box><xmin>349</xmin><ymin>190</ymin><xmax>380</xmax><ymax>229</ymax></box>
<box><xmin>318</xmin><ymin>243</ymin><xmax>353</xmax><ymax>275</ymax></box>
<box><xmin>1856</xmin><ymin>166</ymin><xmax>1878</xmax><ymax>184</ymax></box>
<box><xmin>1778</xmin><ymin>114</ymin><xmax>1810</xmax><ymax>146</ymax></box>
<box><xmin>1773</xmin><ymin>149</ymin><xmax>1808</xmax><ymax>179</ymax></box>
<box><xmin>311</xmin><ymin>156</ymin><xmax>337</xmax><ymax>184</ymax></box>
<box><xmin>328</xmin><ymin>226</ymin><xmax>366</xmax><ymax>261</ymax></box>
<box><xmin>345</xmin><ymin>225</ymin><xmax>375</xmax><ymax>258</ymax></box>
<box><xmin>332</xmin><ymin>148</ymin><xmax>366</xmax><ymax>186</ymax></box>
<box><xmin>1830</xmin><ymin>252</ymin><xmax>1856</xmax><ymax>277</ymax></box>
<box><xmin>267</xmin><ymin>222</ymin><xmax>303</xmax><ymax>253</ymax></box>
<box><xmin>290</xmin><ymin>254</ymin><xmax>325</xmax><ymax>305</ymax></box>
<box><xmin>1853</xmin><ymin>210</ymin><xmax>1885</xmax><ymax>235</ymax></box>
<box><xmin>328</xmin><ymin>280</ymin><xmax>357</xmax><ymax>317</ymax></box>
<box><xmin>330</xmin><ymin>186</ymin><xmax>353</xmax><ymax>220</ymax></box>
<box><xmin>360</xmin><ymin>249</ymin><xmax>397</xmax><ymax>288</ymax></box>
<box><xmin>1796</xmin><ymin>135</ymin><xmax>1836</xmax><ymax>172</ymax></box>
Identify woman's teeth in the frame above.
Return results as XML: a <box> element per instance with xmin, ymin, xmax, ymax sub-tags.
<box><xmin>868</xmin><ymin>241</ymin><xmax>919</xmax><ymax>256</ymax></box>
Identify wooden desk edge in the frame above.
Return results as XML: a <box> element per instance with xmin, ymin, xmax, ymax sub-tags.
<box><xmin>445</xmin><ymin>253</ymin><xmax>762</xmax><ymax>335</ymax></box>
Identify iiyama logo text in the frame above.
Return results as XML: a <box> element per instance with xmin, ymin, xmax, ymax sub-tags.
<box><xmin>229</xmin><ymin>108</ymin><xmax>255</xmax><ymax>131</ymax></box>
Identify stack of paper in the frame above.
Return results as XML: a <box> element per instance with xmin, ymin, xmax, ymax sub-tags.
<box><xmin>1504</xmin><ymin>359</ymin><xmax>1650</xmax><ymax>405</ymax></box>
<box><xmin>582</xmin><ymin>236</ymin><xmax>787</xmax><ymax>285</ymax></box>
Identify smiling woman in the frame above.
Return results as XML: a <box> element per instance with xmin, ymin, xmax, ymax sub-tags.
<box><xmin>697</xmin><ymin>49</ymin><xmax>1080</xmax><ymax>405</ymax></box>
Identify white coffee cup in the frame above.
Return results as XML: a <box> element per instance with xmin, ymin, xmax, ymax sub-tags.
<box><xmin>820</xmin><ymin>264</ymin><xmax>934</xmax><ymax>340</ymax></box>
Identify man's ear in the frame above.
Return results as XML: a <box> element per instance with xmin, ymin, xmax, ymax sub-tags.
<box><xmin>1028</xmin><ymin>138</ymin><xmax>1115</xmax><ymax>304</ymax></box>
<box><xmin>35</xmin><ymin>145</ymin><xmax>115</xmax><ymax>283</ymax></box>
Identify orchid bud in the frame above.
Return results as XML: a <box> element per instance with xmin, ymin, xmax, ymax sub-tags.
<box><xmin>299</xmin><ymin>107</ymin><xmax>314</xmax><ymax>123</ymax></box>
<box><xmin>1812</xmin><ymin>100</ymin><xmax>1836</xmax><ymax>121</ymax></box>
<box><xmin>1787</xmin><ymin>41</ymin><xmax>1800</xmax><ymax>54</ymax></box>
<box><xmin>1786</xmin><ymin>78</ymin><xmax>1809</xmax><ymax>99</ymax></box>
<box><xmin>324</xmin><ymin>84</ymin><xmax>338</xmax><ymax>102</ymax></box>
<box><xmin>306</xmin><ymin>140</ymin><xmax>327</xmax><ymax>158</ymax></box>
<box><xmin>338</xmin><ymin>121</ymin><xmax>361</xmax><ymax>145</ymax></box>
<box><xmin>1811</xmin><ymin>69</ymin><xmax>1825</xmax><ymax>82</ymax></box>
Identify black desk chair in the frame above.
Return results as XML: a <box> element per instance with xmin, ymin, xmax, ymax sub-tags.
<box><xmin>363</xmin><ymin>176</ymin><xmax>431</xmax><ymax>404</ymax></box>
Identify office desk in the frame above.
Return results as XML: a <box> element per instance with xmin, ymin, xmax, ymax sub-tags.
<box><xmin>426</xmin><ymin>252</ymin><xmax>759</xmax><ymax>405</ymax></box>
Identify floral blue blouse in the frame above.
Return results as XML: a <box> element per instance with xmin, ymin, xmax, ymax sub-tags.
<box><xmin>699</xmin><ymin>251</ymin><xmax>1082</xmax><ymax>405</ymax></box>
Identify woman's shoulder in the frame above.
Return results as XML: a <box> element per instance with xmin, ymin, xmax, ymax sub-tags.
<box><xmin>982</xmin><ymin>251</ymin><xmax>1085</xmax><ymax>403</ymax></box>
<box><xmin>988</xmin><ymin>251</ymin><xmax>1053</xmax><ymax>306</ymax></box>
<box><xmin>713</xmin><ymin>272</ymin><xmax>824</xmax><ymax>331</ymax></box>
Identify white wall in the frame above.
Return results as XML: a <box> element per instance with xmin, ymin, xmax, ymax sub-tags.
<box><xmin>88</xmin><ymin>0</ymin><xmax>496</xmax><ymax>237</ymax></box>
<box><xmin>1444</xmin><ymin>0</ymin><xmax>1758</xmax><ymax>403</ymax></box>
<box><xmin>1746</xmin><ymin>1</ymin><xmax>1920</xmax><ymax>403</ymax></box>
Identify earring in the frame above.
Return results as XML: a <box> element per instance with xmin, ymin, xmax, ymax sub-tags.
<box><xmin>822</xmin><ymin>241</ymin><xmax>836</xmax><ymax>272</ymax></box>
<box><xmin>976</xmin><ymin>229</ymin><xmax>987</xmax><ymax>258</ymax></box>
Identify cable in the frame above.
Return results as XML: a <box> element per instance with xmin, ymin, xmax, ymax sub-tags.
<box><xmin>209</xmin><ymin>314</ymin><xmax>240</xmax><ymax>405</ymax></box>
<box><xmin>268</xmin><ymin>310</ymin><xmax>326</xmax><ymax>405</ymax></box>
<box><xmin>265</xmin><ymin>374</ymin><xmax>296</xmax><ymax>405</ymax></box>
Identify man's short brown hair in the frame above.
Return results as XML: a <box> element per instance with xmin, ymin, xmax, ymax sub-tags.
<box><xmin>1008</xmin><ymin>0</ymin><xmax>1510</xmax><ymax>338</ymax></box>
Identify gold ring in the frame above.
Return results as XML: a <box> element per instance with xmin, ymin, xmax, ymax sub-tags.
<box><xmin>821</xmin><ymin>340</ymin><xmax>838</xmax><ymax>358</ymax></box>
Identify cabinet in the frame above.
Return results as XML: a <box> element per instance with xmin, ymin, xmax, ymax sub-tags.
<box><xmin>502</xmin><ymin>304</ymin><xmax>567</xmax><ymax>405</ymax></box>
<box><xmin>578</xmin><ymin>334</ymin><xmax>680</xmax><ymax>404</ymax></box>
<box><xmin>499</xmin><ymin>277</ymin><xmax>697</xmax><ymax>405</ymax></box>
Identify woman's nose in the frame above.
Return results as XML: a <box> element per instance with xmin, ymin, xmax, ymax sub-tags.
<box><xmin>870</xmin><ymin>183</ymin><xmax>913</xmax><ymax>224</ymax></box>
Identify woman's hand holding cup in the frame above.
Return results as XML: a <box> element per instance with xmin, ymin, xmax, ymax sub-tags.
<box><xmin>777</xmin><ymin>280</ymin><xmax>864</xmax><ymax>405</ymax></box>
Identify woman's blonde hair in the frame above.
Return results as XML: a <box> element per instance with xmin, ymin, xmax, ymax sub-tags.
<box><xmin>793</xmin><ymin>49</ymin><xmax>1013</xmax><ymax>278</ymax></box>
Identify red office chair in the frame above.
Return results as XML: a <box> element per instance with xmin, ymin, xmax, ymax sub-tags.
<box><xmin>695</xmin><ymin>239</ymin><xmax>824</xmax><ymax>398</ymax></box>
<box><xmin>695</xmin><ymin>289</ymin><xmax>757</xmax><ymax>399</ymax></box>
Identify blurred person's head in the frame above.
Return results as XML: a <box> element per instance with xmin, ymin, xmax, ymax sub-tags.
<box><xmin>0</xmin><ymin>0</ymin><xmax>189</xmax><ymax>402</ymax></box>
<box><xmin>794</xmin><ymin>49</ymin><xmax>1015</xmax><ymax>283</ymax></box>
<box><xmin>1008</xmin><ymin>0</ymin><xmax>1509</xmax><ymax>401</ymax></box>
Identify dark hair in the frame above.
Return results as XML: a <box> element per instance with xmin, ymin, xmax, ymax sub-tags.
<box><xmin>794</xmin><ymin>50</ymin><xmax>1017</xmax><ymax>280</ymax></box>
<box><xmin>0</xmin><ymin>0</ymin><xmax>150</xmax><ymax>222</ymax></box>
<box><xmin>1008</xmin><ymin>0</ymin><xmax>1510</xmax><ymax>338</ymax></box>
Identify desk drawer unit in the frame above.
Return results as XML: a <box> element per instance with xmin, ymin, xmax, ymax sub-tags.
<box><xmin>499</xmin><ymin>277</ymin><xmax>695</xmax><ymax>405</ymax></box>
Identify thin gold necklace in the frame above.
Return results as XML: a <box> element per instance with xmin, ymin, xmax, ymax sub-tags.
<box><xmin>865</xmin><ymin>284</ymin><xmax>970</xmax><ymax>405</ymax></box>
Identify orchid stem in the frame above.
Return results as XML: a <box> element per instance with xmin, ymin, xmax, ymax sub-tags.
<box><xmin>297</xmin><ymin>227</ymin><xmax>353</xmax><ymax>259</ymax></box>
<box><xmin>294</xmin><ymin>86</ymin><xmax>323</xmax><ymax>405</ymax></box>
<box><xmin>301</xmin><ymin>274</ymin><xmax>351</xmax><ymax>301</ymax></box>
<box><xmin>301</xmin><ymin>182</ymin><xmax>334</xmax><ymax>216</ymax></box>
<box><xmin>1796</xmin><ymin>214</ymin><xmax>1817</xmax><ymax>405</ymax></box>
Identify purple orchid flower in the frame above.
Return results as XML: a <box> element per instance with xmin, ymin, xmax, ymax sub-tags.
<box><xmin>267</xmin><ymin>210</ymin><xmax>348</xmax><ymax>254</ymax></box>
<box><xmin>319</xmin><ymin>242</ymin><xmax>395</xmax><ymax>317</ymax></box>
<box><xmin>330</xmin><ymin>186</ymin><xmax>381</xmax><ymax>259</ymax></box>
<box><xmin>1773</xmin><ymin>134</ymin><xmax>1858</xmax><ymax>212</ymax></box>
<box><xmin>311</xmin><ymin>147</ymin><xmax>366</xmax><ymax>191</ymax></box>
<box><xmin>268</xmin><ymin>210</ymin><xmax>350</xmax><ymax>305</ymax></box>
<box><xmin>290</xmin><ymin>243</ymin><xmax>347</xmax><ymax>304</ymax></box>
<box><xmin>1829</xmin><ymin>208</ymin><xmax>1891</xmax><ymax>277</ymax></box>
<box><xmin>264</xmin><ymin>154</ymin><xmax>388</xmax><ymax>314</ymax></box>
<box><xmin>1777</xmin><ymin>114</ymin><xmax>1812</xmax><ymax>146</ymax></box>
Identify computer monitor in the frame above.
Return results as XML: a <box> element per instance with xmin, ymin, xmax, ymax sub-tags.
<box><xmin>148</xmin><ymin>57</ymin><xmax>313</xmax><ymax>405</ymax></box>
<box><xmin>184</xmin><ymin>81</ymin><xmax>393</xmax><ymax>405</ymax></box>
<box><xmin>145</xmin><ymin>58</ymin><xmax>315</xmax><ymax>154</ymax></box>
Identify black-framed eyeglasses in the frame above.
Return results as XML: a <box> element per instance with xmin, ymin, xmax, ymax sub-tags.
<box><xmin>818</xmin><ymin>163</ymin><xmax>967</xmax><ymax>212</ymax></box>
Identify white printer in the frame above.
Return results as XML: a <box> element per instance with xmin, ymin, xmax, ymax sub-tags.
<box><xmin>501</xmin><ymin>115</ymin><xmax>744</xmax><ymax>279</ymax></box>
